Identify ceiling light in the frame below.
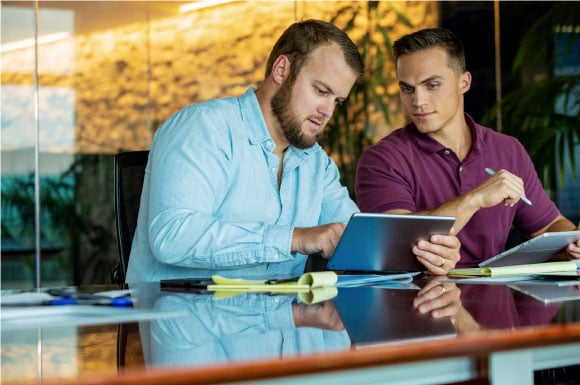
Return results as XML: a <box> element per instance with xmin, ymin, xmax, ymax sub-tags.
<box><xmin>179</xmin><ymin>0</ymin><xmax>235</xmax><ymax>13</ymax></box>
<box><xmin>0</xmin><ymin>32</ymin><xmax>71</xmax><ymax>54</ymax></box>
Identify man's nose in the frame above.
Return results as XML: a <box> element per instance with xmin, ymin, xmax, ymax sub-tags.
<box><xmin>319</xmin><ymin>99</ymin><xmax>336</xmax><ymax>118</ymax></box>
<box><xmin>412</xmin><ymin>88</ymin><xmax>427</xmax><ymax>107</ymax></box>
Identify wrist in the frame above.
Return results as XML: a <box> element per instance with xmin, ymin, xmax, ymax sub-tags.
<box><xmin>290</xmin><ymin>228</ymin><xmax>303</xmax><ymax>254</ymax></box>
<box><xmin>459</xmin><ymin>192</ymin><xmax>481</xmax><ymax>215</ymax></box>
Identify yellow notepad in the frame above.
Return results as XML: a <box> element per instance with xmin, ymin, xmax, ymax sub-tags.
<box><xmin>208</xmin><ymin>271</ymin><xmax>339</xmax><ymax>304</ymax></box>
<box><xmin>448</xmin><ymin>261</ymin><xmax>577</xmax><ymax>277</ymax></box>
<box><xmin>209</xmin><ymin>271</ymin><xmax>338</xmax><ymax>291</ymax></box>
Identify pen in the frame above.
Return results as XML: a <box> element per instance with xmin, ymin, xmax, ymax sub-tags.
<box><xmin>48</xmin><ymin>296</ymin><xmax>133</xmax><ymax>307</ymax></box>
<box><xmin>485</xmin><ymin>168</ymin><xmax>533</xmax><ymax>206</ymax></box>
<box><xmin>265</xmin><ymin>277</ymin><xmax>299</xmax><ymax>284</ymax></box>
<box><xmin>46</xmin><ymin>291</ymin><xmax>133</xmax><ymax>307</ymax></box>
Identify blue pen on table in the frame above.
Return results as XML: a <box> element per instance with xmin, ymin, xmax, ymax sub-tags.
<box><xmin>48</xmin><ymin>296</ymin><xmax>133</xmax><ymax>307</ymax></box>
<box><xmin>46</xmin><ymin>290</ymin><xmax>133</xmax><ymax>307</ymax></box>
<box><xmin>484</xmin><ymin>168</ymin><xmax>533</xmax><ymax>206</ymax></box>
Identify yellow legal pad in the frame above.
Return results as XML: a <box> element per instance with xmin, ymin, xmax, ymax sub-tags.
<box><xmin>448</xmin><ymin>261</ymin><xmax>577</xmax><ymax>278</ymax></box>
<box><xmin>208</xmin><ymin>271</ymin><xmax>338</xmax><ymax>304</ymax></box>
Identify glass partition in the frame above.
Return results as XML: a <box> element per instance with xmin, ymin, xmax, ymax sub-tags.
<box><xmin>1</xmin><ymin>1</ymin><xmax>578</xmax><ymax>288</ymax></box>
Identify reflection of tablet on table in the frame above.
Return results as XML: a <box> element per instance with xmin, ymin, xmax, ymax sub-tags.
<box><xmin>480</xmin><ymin>231</ymin><xmax>580</xmax><ymax>268</ymax></box>
<box><xmin>327</xmin><ymin>213</ymin><xmax>456</xmax><ymax>273</ymax></box>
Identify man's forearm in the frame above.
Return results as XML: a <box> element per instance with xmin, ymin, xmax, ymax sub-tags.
<box><xmin>414</xmin><ymin>192</ymin><xmax>480</xmax><ymax>234</ymax></box>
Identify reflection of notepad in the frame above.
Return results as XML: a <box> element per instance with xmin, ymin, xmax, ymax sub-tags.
<box><xmin>480</xmin><ymin>231</ymin><xmax>580</xmax><ymax>267</ymax></box>
<box><xmin>327</xmin><ymin>213</ymin><xmax>455</xmax><ymax>273</ymax></box>
<box><xmin>333</xmin><ymin>286</ymin><xmax>456</xmax><ymax>347</ymax></box>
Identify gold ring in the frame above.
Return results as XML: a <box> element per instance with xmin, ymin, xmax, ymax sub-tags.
<box><xmin>441</xmin><ymin>286</ymin><xmax>446</xmax><ymax>295</ymax></box>
<box><xmin>439</xmin><ymin>258</ymin><xmax>446</xmax><ymax>267</ymax></box>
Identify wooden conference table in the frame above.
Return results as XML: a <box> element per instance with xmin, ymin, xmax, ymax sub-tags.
<box><xmin>2</xmin><ymin>275</ymin><xmax>580</xmax><ymax>385</ymax></box>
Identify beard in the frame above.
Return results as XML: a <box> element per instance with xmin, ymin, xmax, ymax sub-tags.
<box><xmin>271</xmin><ymin>79</ymin><xmax>320</xmax><ymax>149</ymax></box>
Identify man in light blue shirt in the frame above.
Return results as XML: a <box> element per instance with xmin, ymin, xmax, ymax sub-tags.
<box><xmin>126</xmin><ymin>20</ymin><xmax>460</xmax><ymax>283</ymax></box>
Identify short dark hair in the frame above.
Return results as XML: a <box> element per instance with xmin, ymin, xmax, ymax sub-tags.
<box><xmin>393</xmin><ymin>28</ymin><xmax>466</xmax><ymax>74</ymax></box>
<box><xmin>264</xmin><ymin>19</ymin><xmax>364</xmax><ymax>83</ymax></box>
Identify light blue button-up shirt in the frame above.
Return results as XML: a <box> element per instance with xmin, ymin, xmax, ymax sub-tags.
<box><xmin>126</xmin><ymin>88</ymin><xmax>358</xmax><ymax>283</ymax></box>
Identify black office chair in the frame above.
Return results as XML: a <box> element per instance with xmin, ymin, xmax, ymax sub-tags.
<box><xmin>112</xmin><ymin>150</ymin><xmax>149</xmax><ymax>369</ymax></box>
<box><xmin>112</xmin><ymin>150</ymin><xmax>149</xmax><ymax>284</ymax></box>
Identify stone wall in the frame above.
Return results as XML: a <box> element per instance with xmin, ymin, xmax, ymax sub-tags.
<box><xmin>2</xmin><ymin>1</ymin><xmax>439</xmax><ymax>284</ymax></box>
<box><xmin>69</xmin><ymin>1</ymin><xmax>438</xmax><ymax>154</ymax></box>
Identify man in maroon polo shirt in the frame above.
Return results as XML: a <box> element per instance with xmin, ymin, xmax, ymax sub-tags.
<box><xmin>355</xmin><ymin>28</ymin><xmax>580</xmax><ymax>271</ymax></box>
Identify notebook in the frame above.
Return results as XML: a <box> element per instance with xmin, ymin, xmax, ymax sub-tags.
<box><xmin>333</xmin><ymin>286</ymin><xmax>456</xmax><ymax>347</ymax></box>
<box><xmin>326</xmin><ymin>213</ymin><xmax>456</xmax><ymax>273</ymax></box>
<box><xmin>480</xmin><ymin>230</ymin><xmax>580</xmax><ymax>268</ymax></box>
<box><xmin>448</xmin><ymin>261</ymin><xmax>577</xmax><ymax>278</ymax></box>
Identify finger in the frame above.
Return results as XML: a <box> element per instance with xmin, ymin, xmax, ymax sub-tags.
<box><xmin>430</xmin><ymin>234</ymin><xmax>460</xmax><ymax>251</ymax></box>
<box><xmin>417</xmin><ymin>286</ymin><xmax>459</xmax><ymax>317</ymax></box>
<box><xmin>416</xmin><ymin>290</ymin><xmax>447</xmax><ymax>314</ymax></box>
<box><xmin>416</xmin><ymin>256</ymin><xmax>448</xmax><ymax>277</ymax></box>
<box><xmin>414</xmin><ymin>283</ymin><xmax>447</xmax><ymax>308</ymax></box>
<box><xmin>414</xmin><ymin>241</ymin><xmax>446</xmax><ymax>266</ymax></box>
<box><xmin>416</xmin><ymin>276</ymin><xmax>444</xmax><ymax>296</ymax></box>
<box><xmin>418</xmin><ymin>238</ymin><xmax>460</xmax><ymax>266</ymax></box>
<box><xmin>430</xmin><ymin>302</ymin><xmax>460</xmax><ymax>318</ymax></box>
<box><xmin>415</xmin><ymin>245</ymin><xmax>452</xmax><ymax>271</ymax></box>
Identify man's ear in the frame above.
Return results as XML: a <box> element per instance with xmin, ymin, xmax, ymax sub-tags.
<box><xmin>271</xmin><ymin>55</ymin><xmax>290</xmax><ymax>85</ymax></box>
<box><xmin>460</xmin><ymin>71</ymin><xmax>472</xmax><ymax>94</ymax></box>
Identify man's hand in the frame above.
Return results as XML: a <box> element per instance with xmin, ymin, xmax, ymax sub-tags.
<box><xmin>292</xmin><ymin>301</ymin><xmax>345</xmax><ymax>331</ymax></box>
<box><xmin>291</xmin><ymin>223</ymin><xmax>346</xmax><ymax>258</ymax></box>
<box><xmin>413</xmin><ymin>233</ymin><xmax>461</xmax><ymax>275</ymax></box>
<box><xmin>566</xmin><ymin>222</ymin><xmax>580</xmax><ymax>260</ymax></box>
<box><xmin>470</xmin><ymin>169</ymin><xmax>527</xmax><ymax>209</ymax></box>
<box><xmin>413</xmin><ymin>277</ymin><xmax>461</xmax><ymax>318</ymax></box>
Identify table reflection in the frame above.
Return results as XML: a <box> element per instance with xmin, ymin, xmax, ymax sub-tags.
<box><xmin>131</xmin><ymin>284</ymin><xmax>350</xmax><ymax>368</ymax></box>
<box><xmin>129</xmin><ymin>277</ymin><xmax>579</xmax><ymax>370</ymax></box>
<box><xmin>450</xmin><ymin>283</ymin><xmax>565</xmax><ymax>336</ymax></box>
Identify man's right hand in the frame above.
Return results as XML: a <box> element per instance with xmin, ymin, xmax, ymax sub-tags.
<box><xmin>291</xmin><ymin>223</ymin><xmax>346</xmax><ymax>258</ymax></box>
<box><xmin>470</xmin><ymin>168</ymin><xmax>527</xmax><ymax>209</ymax></box>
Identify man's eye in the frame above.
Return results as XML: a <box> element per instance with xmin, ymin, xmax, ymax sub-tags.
<box><xmin>428</xmin><ymin>82</ymin><xmax>440</xmax><ymax>89</ymax></box>
<box><xmin>315</xmin><ymin>86</ymin><xmax>329</xmax><ymax>96</ymax></box>
<box><xmin>400</xmin><ymin>85</ymin><xmax>413</xmax><ymax>94</ymax></box>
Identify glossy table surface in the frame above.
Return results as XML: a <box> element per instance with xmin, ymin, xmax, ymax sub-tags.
<box><xmin>2</xmin><ymin>275</ymin><xmax>580</xmax><ymax>385</ymax></box>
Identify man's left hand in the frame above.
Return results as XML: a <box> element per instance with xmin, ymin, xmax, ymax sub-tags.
<box><xmin>413</xmin><ymin>233</ymin><xmax>461</xmax><ymax>275</ymax></box>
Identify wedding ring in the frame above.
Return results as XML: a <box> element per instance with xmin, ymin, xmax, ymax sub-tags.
<box><xmin>441</xmin><ymin>286</ymin><xmax>446</xmax><ymax>295</ymax></box>
<box><xmin>439</xmin><ymin>258</ymin><xmax>446</xmax><ymax>267</ymax></box>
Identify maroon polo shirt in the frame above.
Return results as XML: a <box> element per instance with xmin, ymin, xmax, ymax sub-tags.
<box><xmin>355</xmin><ymin>114</ymin><xmax>559</xmax><ymax>267</ymax></box>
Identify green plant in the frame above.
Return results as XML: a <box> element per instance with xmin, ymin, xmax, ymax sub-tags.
<box><xmin>321</xmin><ymin>2</ymin><xmax>412</xmax><ymax>200</ymax></box>
<box><xmin>482</xmin><ymin>2</ymin><xmax>580</xmax><ymax>196</ymax></box>
<box><xmin>1</xmin><ymin>162</ymin><xmax>111</xmax><ymax>279</ymax></box>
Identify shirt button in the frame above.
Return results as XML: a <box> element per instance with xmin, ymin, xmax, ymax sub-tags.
<box><xmin>459</xmin><ymin>166</ymin><xmax>463</xmax><ymax>172</ymax></box>
<box><xmin>444</xmin><ymin>150</ymin><xmax>450</xmax><ymax>155</ymax></box>
<box><xmin>273</xmin><ymin>254</ymin><xmax>280</xmax><ymax>261</ymax></box>
<box><xmin>271</xmin><ymin>167</ymin><xmax>276</xmax><ymax>174</ymax></box>
<box><xmin>274</xmin><ymin>297</ymin><xmax>280</xmax><ymax>304</ymax></box>
<box><xmin>266</xmin><ymin>140</ymin><xmax>273</xmax><ymax>147</ymax></box>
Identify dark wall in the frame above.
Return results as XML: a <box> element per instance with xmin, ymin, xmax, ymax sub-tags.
<box><xmin>439</xmin><ymin>1</ymin><xmax>556</xmax><ymax>123</ymax></box>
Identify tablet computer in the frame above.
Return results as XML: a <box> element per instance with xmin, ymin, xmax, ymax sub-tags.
<box><xmin>326</xmin><ymin>213</ymin><xmax>456</xmax><ymax>273</ymax></box>
<box><xmin>480</xmin><ymin>230</ymin><xmax>580</xmax><ymax>268</ymax></box>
